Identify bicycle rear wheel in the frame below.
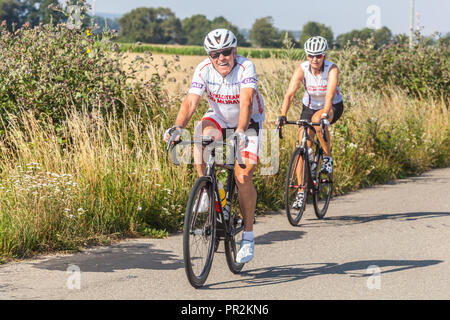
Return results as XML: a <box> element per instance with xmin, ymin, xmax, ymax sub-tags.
<box><xmin>285</xmin><ymin>147</ymin><xmax>308</xmax><ymax>226</ymax></box>
<box><xmin>183</xmin><ymin>176</ymin><xmax>216</xmax><ymax>288</ymax></box>
<box><xmin>312</xmin><ymin>152</ymin><xmax>333</xmax><ymax>219</ymax></box>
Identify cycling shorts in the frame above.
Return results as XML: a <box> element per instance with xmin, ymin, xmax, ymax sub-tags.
<box><xmin>300</xmin><ymin>101</ymin><xmax>344</xmax><ymax>125</ymax></box>
<box><xmin>200</xmin><ymin>111</ymin><xmax>263</xmax><ymax>164</ymax></box>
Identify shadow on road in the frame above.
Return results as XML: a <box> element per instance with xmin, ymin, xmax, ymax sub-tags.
<box><xmin>32</xmin><ymin>243</ymin><xmax>184</xmax><ymax>273</ymax></box>
<box><xmin>32</xmin><ymin>231</ymin><xmax>306</xmax><ymax>273</ymax></box>
<box><xmin>301</xmin><ymin>211</ymin><xmax>450</xmax><ymax>228</ymax></box>
<box><xmin>202</xmin><ymin>259</ymin><xmax>443</xmax><ymax>290</ymax></box>
<box><xmin>255</xmin><ymin>231</ymin><xmax>306</xmax><ymax>245</ymax></box>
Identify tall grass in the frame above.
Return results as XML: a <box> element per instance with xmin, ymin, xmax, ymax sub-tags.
<box><xmin>0</xmin><ymin>106</ymin><xmax>196</xmax><ymax>258</ymax></box>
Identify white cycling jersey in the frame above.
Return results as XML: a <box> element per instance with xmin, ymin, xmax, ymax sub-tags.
<box><xmin>301</xmin><ymin>59</ymin><xmax>343</xmax><ymax>110</ymax></box>
<box><xmin>188</xmin><ymin>55</ymin><xmax>265</xmax><ymax>128</ymax></box>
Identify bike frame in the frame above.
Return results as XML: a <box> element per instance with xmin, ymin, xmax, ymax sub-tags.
<box><xmin>279</xmin><ymin>119</ymin><xmax>327</xmax><ymax>190</ymax></box>
<box><xmin>168</xmin><ymin>135</ymin><xmax>245</xmax><ymax>238</ymax></box>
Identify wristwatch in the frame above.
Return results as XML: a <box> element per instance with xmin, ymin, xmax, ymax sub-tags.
<box><xmin>321</xmin><ymin>113</ymin><xmax>329</xmax><ymax>119</ymax></box>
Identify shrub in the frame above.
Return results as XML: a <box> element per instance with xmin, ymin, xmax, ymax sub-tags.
<box><xmin>330</xmin><ymin>36</ymin><xmax>450</xmax><ymax>100</ymax></box>
<box><xmin>0</xmin><ymin>20</ymin><xmax>126</xmax><ymax>127</ymax></box>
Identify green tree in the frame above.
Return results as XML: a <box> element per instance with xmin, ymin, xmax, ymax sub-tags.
<box><xmin>118</xmin><ymin>7</ymin><xmax>182</xmax><ymax>44</ymax></box>
<box><xmin>279</xmin><ymin>30</ymin><xmax>299</xmax><ymax>48</ymax></box>
<box><xmin>337</xmin><ymin>27</ymin><xmax>392</xmax><ymax>49</ymax></box>
<box><xmin>92</xmin><ymin>15</ymin><xmax>120</xmax><ymax>33</ymax></box>
<box><xmin>0</xmin><ymin>0</ymin><xmax>22</xmax><ymax>28</ymax></box>
<box><xmin>373</xmin><ymin>27</ymin><xmax>393</xmax><ymax>48</ymax></box>
<box><xmin>299</xmin><ymin>21</ymin><xmax>334</xmax><ymax>47</ymax></box>
<box><xmin>181</xmin><ymin>14</ymin><xmax>211</xmax><ymax>45</ymax></box>
<box><xmin>249</xmin><ymin>16</ymin><xmax>280</xmax><ymax>48</ymax></box>
<box><xmin>437</xmin><ymin>32</ymin><xmax>450</xmax><ymax>47</ymax></box>
<box><xmin>210</xmin><ymin>16</ymin><xmax>248</xmax><ymax>46</ymax></box>
<box><xmin>21</xmin><ymin>0</ymin><xmax>65</xmax><ymax>25</ymax></box>
<box><xmin>337</xmin><ymin>28</ymin><xmax>372</xmax><ymax>47</ymax></box>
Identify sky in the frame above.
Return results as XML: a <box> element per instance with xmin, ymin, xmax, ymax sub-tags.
<box><xmin>87</xmin><ymin>0</ymin><xmax>449</xmax><ymax>36</ymax></box>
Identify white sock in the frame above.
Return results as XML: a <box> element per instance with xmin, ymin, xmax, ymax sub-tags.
<box><xmin>242</xmin><ymin>231</ymin><xmax>254</xmax><ymax>242</ymax></box>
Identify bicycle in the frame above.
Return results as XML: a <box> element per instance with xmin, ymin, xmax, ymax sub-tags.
<box><xmin>277</xmin><ymin>119</ymin><xmax>333</xmax><ymax>226</ymax></box>
<box><xmin>166</xmin><ymin>132</ymin><xmax>246</xmax><ymax>288</ymax></box>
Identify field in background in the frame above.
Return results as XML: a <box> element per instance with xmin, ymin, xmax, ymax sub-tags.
<box><xmin>120</xmin><ymin>43</ymin><xmax>306</xmax><ymax>60</ymax></box>
<box><xmin>121</xmin><ymin>52</ymin><xmax>297</xmax><ymax>94</ymax></box>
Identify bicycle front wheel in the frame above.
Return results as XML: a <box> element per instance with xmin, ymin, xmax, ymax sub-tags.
<box><xmin>183</xmin><ymin>176</ymin><xmax>216</xmax><ymax>288</ymax></box>
<box><xmin>285</xmin><ymin>148</ymin><xmax>308</xmax><ymax>226</ymax></box>
<box><xmin>224</xmin><ymin>183</ymin><xmax>245</xmax><ymax>273</ymax></box>
<box><xmin>312</xmin><ymin>153</ymin><xmax>333</xmax><ymax>219</ymax></box>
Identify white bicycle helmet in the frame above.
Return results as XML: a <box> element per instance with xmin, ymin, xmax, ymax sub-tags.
<box><xmin>304</xmin><ymin>36</ymin><xmax>328</xmax><ymax>55</ymax></box>
<box><xmin>204</xmin><ymin>28</ymin><xmax>237</xmax><ymax>53</ymax></box>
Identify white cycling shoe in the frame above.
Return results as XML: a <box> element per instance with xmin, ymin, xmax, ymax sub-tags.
<box><xmin>292</xmin><ymin>191</ymin><xmax>304</xmax><ymax>209</ymax></box>
<box><xmin>236</xmin><ymin>239</ymin><xmax>255</xmax><ymax>264</ymax></box>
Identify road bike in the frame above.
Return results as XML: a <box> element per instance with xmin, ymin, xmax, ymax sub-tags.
<box><xmin>166</xmin><ymin>133</ymin><xmax>246</xmax><ymax>288</ymax></box>
<box><xmin>277</xmin><ymin>119</ymin><xmax>333</xmax><ymax>226</ymax></box>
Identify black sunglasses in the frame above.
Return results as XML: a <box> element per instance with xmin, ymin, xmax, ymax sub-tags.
<box><xmin>209</xmin><ymin>48</ymin><xmax>233</xmax><ymax>59</ymax></box>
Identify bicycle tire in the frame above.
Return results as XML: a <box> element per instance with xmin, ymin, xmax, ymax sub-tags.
<box><xmin>183</xmin><ymin>176</ymin><xmax>216</xmax><ymax>288</ymax></box>
<box><xmin>312</xmin><ymin>152</ymin><xmax>333</xmax><ymax>219</ymax></box>
<box><xmin>285</xmin><ymin>147</ymin><xmax>308</xmax><ymax>226</ymax></box>
<box><xmin>224</xmin><ymin>182</ymin><xmax>245</xmax><ymax>273</ymax></box>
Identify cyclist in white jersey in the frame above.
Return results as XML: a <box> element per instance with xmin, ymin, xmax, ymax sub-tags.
<box><xmin>164</xmin><ymin>29</ymin><xmax>265</xmax><ymax>263</ymax></box>
<box><xmin>277</xmin><ymin>36</ymin><xmax>344</xmax><ymax>209</ymax></box>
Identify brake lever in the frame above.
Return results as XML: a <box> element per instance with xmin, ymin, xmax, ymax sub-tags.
<box><xmin>276</xmin><ymin>124</ymin><xmax>283</xmax><ymax>139</ymax></box>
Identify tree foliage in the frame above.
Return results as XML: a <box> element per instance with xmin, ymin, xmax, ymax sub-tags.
<box><xmin>118</xmin><ymin>7</ymin><xmax>182</xmax><ymax>44</ymax></box>
<box><xmin>336</xmin><ymin>26</ymin><xmax>392</xmax><ymax>49</ymax></box>
<box><xmin>210</xmin><ymin>16</ymin><xmax>247</xmax><ymax>46</ymax></box>
<box><xmin>180</xmin><ymin>14</ymin><xmax>246</xmax><ymax>46</ymax></box>
<box><xmin>22</xmin><ymin>0</ymin><xmax>65</xmax><ymax>25</ymax></box>
<box><xmin>279</xmin><ymin>30</ymin><xmax>298</xmax><ymax>48</ymax></box>
<box><xmin>180</xmin><ymin>14</ymin><xmax>211</xmax><ymax>45</ymax></box>
<box><xmin>0</xmin><ymin>0</ymin><xmax>66</xmax><ymax>28</ymax></box>
<box><xmin>249</xmin><ymin>16</ymin><xmax>280</xmax><ymax>48</ymax></box>
<box><xmin>0</xmin><ymin>0</ymin><xmax>21</xmax><ymax>28</ymax></box>
<box><xmin>299</xmin><ymin>21</ymin><xmax>334</xmax><ymax>47</ymax></box>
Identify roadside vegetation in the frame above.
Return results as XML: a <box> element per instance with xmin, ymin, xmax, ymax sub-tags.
<box><xmin>120</xmin><ymin>42</ymin><xmax>306</xmax><ymax>60</ymax></box>
<box><xmin>0</xmin><ymin>4</ymin><xmax>448</xmax><ymax>260</ymax></box>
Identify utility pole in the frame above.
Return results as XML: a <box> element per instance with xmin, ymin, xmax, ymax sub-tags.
<box><xmin>409</xmin><ymin>0</ymin><xmax>415</xmax><ymax>48</ymax></box>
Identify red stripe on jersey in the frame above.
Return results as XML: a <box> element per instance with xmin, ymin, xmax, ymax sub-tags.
<box><xmin>199</xmin><ymin>62</ymin><xmax>212</xmax><ymax>73</ymax></box>
<box><xmin>241</xmin><ymin>151</ymin><xmax>258</xmax><ymax>163</ymax></box>
<box><xmin>255</xmin><ymin>93</ymin><xmax>263</xmax><ymax>114</ymax></box>
<box><xmin>201</xmin><ymin>117</ymin><xmax>223</xmax><ymax>139</ymax></box>
<box><xmin>236</xmin><ymin>62</ymin><xmax>245</xmax><ymax>71</ymax></box>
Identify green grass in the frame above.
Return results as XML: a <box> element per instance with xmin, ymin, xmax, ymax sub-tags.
<box><xmin>119</xmin><ymin>42</ymin><xmax>306</xmax><ymax>59</ymax></box>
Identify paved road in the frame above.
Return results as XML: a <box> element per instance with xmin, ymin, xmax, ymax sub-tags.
<box><xmin>1</xmin><ymin>167</ymin><xmax>449</xmax><ymax>300</ymax></box>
